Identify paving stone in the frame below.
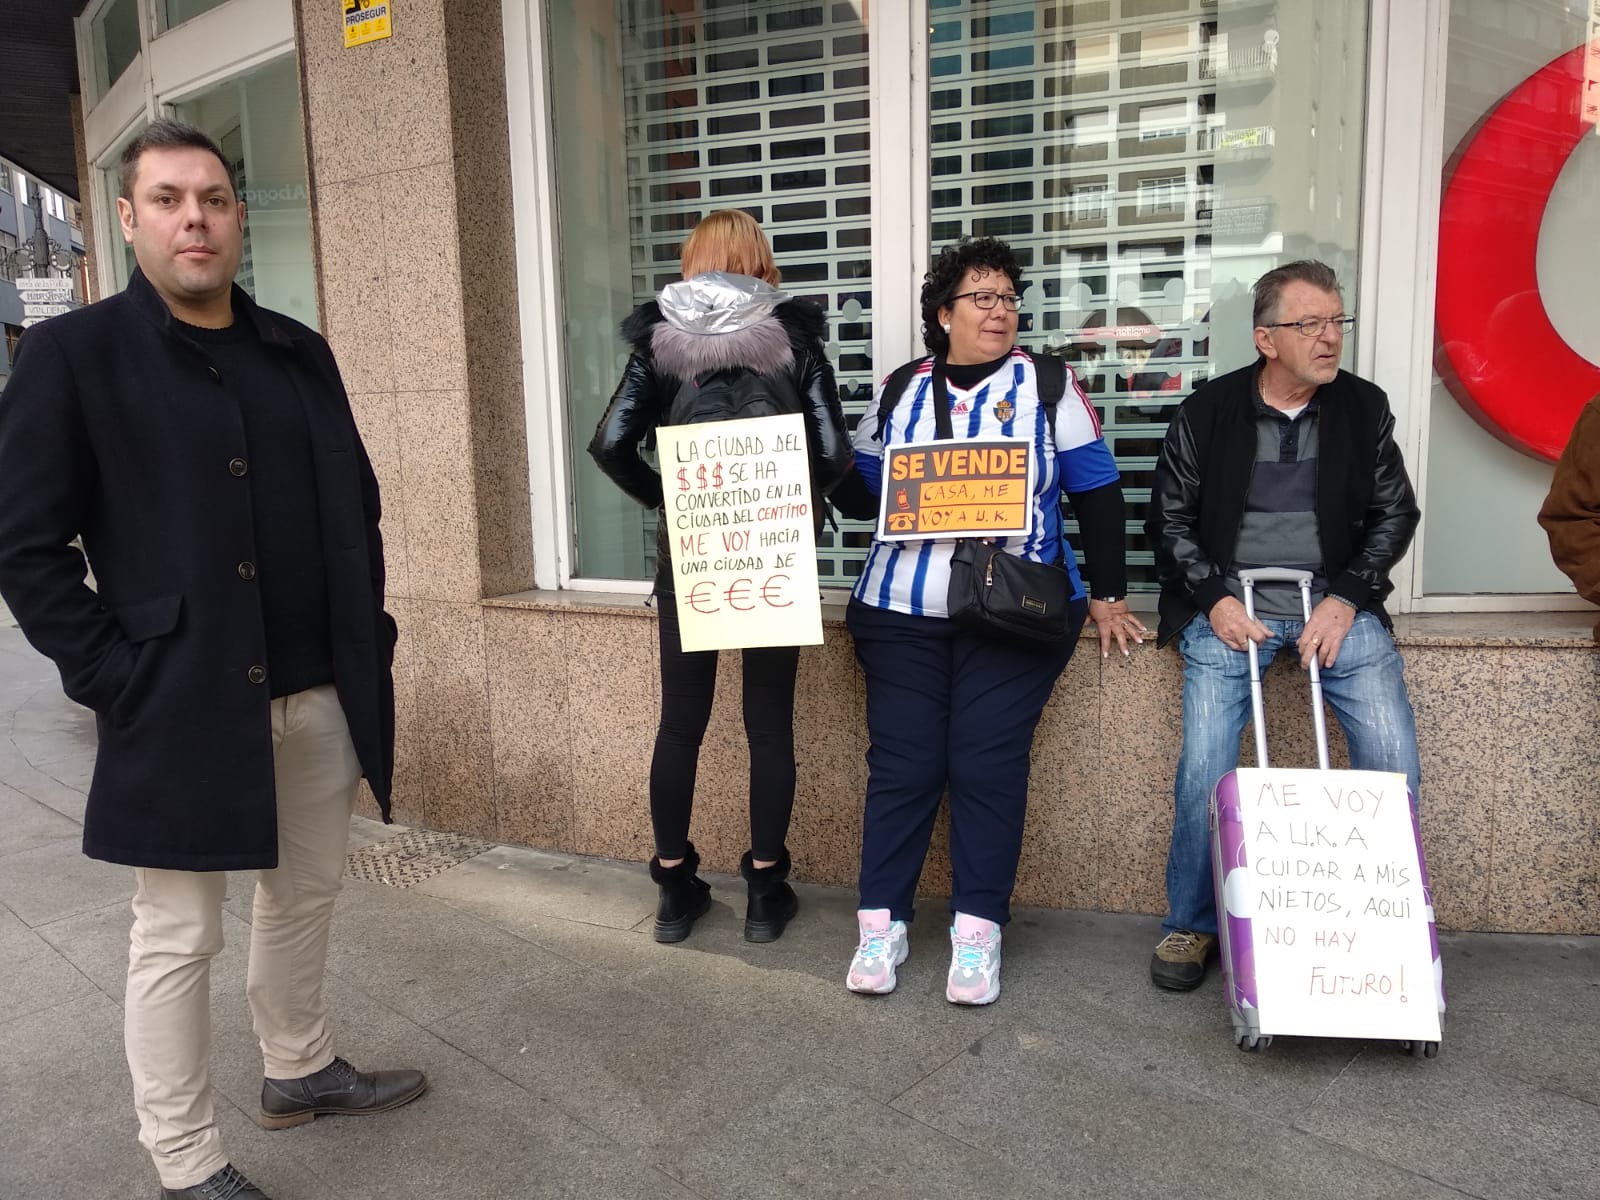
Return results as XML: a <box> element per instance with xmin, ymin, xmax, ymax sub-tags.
<box><xmin>414</xmin><ymin>842</ymin><xmax>657</xmax><ymax>930</ymax></box>
<box><xmin>0</xmin><ymin>836</ymin><xmax>132</xmax><ymax>926</ymax></box>
<box><xmin>894</xmin><ymin>1022</ymin><xmax>1475</xmax><ymax>1200</ymax></box>
<box><xmin>1297</xmin><ymin>1042</ymin><xmax>1600</xmax><ymax>1200</ymax></box>
<box><xmin>0</xmin><ymin>992</ymin><xmax>153</xmax><ymax>1199</ymax></box>
<box><xmin>0</xmin><ymin>780</ymin><xmax>82</xmax><ymax>857</ymax></box>
<box><xmin>320</xmin><ymin>881</ymin><xmax>584</xmax><ymax>1025</ymax></box>
<box><xmin>0</xmin><ymin>907</ymin><xmax>98</xmax><ymax>1023</ymax></box>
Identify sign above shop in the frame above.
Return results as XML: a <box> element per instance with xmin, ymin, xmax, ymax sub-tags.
<box><xmin>1585</xmin><ymin>10</ymin><xmax>1599</xmax><ymax>132</ymax></box>
<box><xmin>1436</xmin><ymin>42</ymin><xmax>1600</xmax><ymax>461</ymax></box>
<box><xmin>343</xmin><ymin>0</ymin><xmax>392</xmax><ymax>48</ymax></box>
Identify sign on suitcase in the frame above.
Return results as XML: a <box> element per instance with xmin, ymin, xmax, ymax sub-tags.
<box><xmin>1218</xmin><ymin>766</ymin><xmax>1442</xmax><ymax>1043</ymax></box>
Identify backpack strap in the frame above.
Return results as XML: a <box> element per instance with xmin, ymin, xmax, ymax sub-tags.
<box><xmin>1033</xmin><ymin>351</ymin><xmax>1067</xmax><ymax>442</ymax></box>
<box><xmin>871</xmin><ymin>357</ymin><xmax>931</xmax><ymax>442</ymax></box>
<box><xmin>874</xmin><ymin>351</ymin><xmax>1070</xmax><ymax>441</ymax></box>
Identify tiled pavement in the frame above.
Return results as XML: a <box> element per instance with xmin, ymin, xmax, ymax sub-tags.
<box><xmin>0</xmin><ymin>624</ymin><xmax>1596</xmax><ymax>1199</ymax></box>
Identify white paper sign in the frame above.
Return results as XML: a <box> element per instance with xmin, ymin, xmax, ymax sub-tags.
<box><xmin>1225</xmin><ymin>767</ymin><xmax>1442</xmax><ymax>1042</ymax></box>
<box><xmin>655</xmin><ymin>412</ymin><xmax>822</xmax><ymax>652</ymax></box>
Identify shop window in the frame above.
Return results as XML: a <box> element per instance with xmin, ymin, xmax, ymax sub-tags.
<box><xmin>172</xmin><ymin>56</ymin><xmax>317</xmax><ymax>329</ymax></box>
<box><xmin>1422</xmin><ymin>1</ymin><xmax>1600</xmax><ymax>596</ymax></box>
<box><xmin>163</xmin><ymin>0</ymin><xmax>235</xmax><ymax>29</ymax></box>
<box><xmin>90</xmin><ymin>0</ymin><xmax>142</xmax><ymax>99</ymax></box>
<box><xmin>928</xmin><ymin>0</ymin><xmax>1370</xmax><ymax>595</ymax></box>
<box><xmin>100</xmin><ymin>160</ymin><xmax>137</xmax><ymax>294</ymax></box>
<box><xmin>550</xmin><ymin>0</ymin><xmax>871</xmax><ymax>583</ymax></box>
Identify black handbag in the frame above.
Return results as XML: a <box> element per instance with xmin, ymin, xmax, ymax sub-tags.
<box><xmin>929</xmin><ymin>360</ymin><xmax>1074</xmax><ymax>648</ymax></box>
<box><xmin>947</xmin><ymin>539</ymin><xmax>1075</xmax><ymax>647</ymax></box>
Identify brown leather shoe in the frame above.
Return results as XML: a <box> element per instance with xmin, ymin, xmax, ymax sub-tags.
<box><xmin>258</xmin><ymin>1055</ymin><xmax>427</xmax><ymax>1130</ymax></box>
<box><xmin>160</xmin><ymin>1163</ymin><xmax>270</xmax><ymax>1198</ymax></box>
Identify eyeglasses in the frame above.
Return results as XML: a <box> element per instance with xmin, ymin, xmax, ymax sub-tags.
<box><xmin>1262</xmin><ymin>315</ymin><xmax>1356</xmax><ymax>338</ymax></box>
<box><xmin>950</xmin><ymin>290</ymin><xmax>1022</xmax><ymax>312</ymax></box>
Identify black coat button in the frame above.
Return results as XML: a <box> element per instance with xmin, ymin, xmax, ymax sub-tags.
<box><xmin>237</xmin><ymin>561</ymin><xmax>256</xmax><ymax>581</ymax></box>
<box><xmin>247</xmin><ymin>665</ymin><xmax>266</xmax><ymax>684</ymax></box>
<box><xmin>228</xmin><ymin>458</ymin><xmax>248</xmax><ymax>476</ymax></box>
<box><xmin>207</xmin><ymin>366</ymin><xmax>221</xmax><ymax>382</ymax></box>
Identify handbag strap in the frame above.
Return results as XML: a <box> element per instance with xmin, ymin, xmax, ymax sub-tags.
<box><xmin>930</xmin><ymin>358</ymin><xmax>955</xmax><ymax>441</ymax></box>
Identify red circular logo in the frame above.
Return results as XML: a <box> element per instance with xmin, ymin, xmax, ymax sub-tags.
<box><xmin>1435</xmin><ymin>44</ymin><xmax>1600</xmax><ymax>462</ymax></box>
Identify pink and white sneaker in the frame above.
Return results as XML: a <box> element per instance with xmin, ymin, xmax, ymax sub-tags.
<box><xmin>846</xmin><ymin>908</ymin><xmax>909</xmax><ymax>995</ymax></box>
<box><xmin>946</xmin><ymin>913</ymin><xmax>1002</xmax><ymax>1005</ymax></box>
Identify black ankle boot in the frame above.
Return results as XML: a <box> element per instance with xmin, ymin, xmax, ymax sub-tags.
<box><xmin>740</xmin><ymin>849</ymin><xmax>799</xmax><ymax>943</ymax></box>
<box><xmin>649</xmin><ymin>843</ymin><xmax>712</xmax><ymax>943</ymax></box>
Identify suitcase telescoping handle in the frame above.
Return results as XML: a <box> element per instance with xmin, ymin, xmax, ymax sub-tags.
<box><xmin>1236</xmin><ymin>568</ymin><xmax>1331</xmax><ymax>772</ymax></box>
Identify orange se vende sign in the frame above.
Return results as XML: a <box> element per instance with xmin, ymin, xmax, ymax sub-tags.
<box><xmin>877</xmin><ymin>439</ymin><xmax>1034</xmax><ymax>542</ymax></box>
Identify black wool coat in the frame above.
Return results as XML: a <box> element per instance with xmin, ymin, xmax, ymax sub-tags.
<box><xmin>0</xmin><ymin>269</ymin><xmax>396</xmax><ymax>870</ymax></box>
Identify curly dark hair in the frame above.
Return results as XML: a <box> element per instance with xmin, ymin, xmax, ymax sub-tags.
<box><xmin>920</xmin><ymin>236</ymin><xmax>1025</xmax><ymax>356</ymax></box>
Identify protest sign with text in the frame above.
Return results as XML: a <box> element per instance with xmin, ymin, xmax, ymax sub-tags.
<box><xmin>656</xmin><ymin>413</ymin><xmax>822</xmax><ymax>652</ymax></box>
<box><xmin>1218</xmin><ymin>767</ymin><xmax>1442</xmax><ymax>1042</ymax></box>
<box><xmin>876</xmin><ymin>437</ymin><xmax>1034</xmax><ymax>541</ymax></box>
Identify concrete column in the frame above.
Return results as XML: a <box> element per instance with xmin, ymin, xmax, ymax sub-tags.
<box><xmin>295</xmin><ymin>0</ymin><xmax>533</xmax><ymax>836</ymax></box>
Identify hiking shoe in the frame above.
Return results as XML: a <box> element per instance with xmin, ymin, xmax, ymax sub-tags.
<box><xmin>946</xmin><ymin>913</ymin><xmax>1002</xmax><ymax>1005</ymax></box>
<box><xmin>1150</xmin><ymin>929</ymin><xmax>1217</xmax><ymax>991</ymax></box>
<box><xmin>846</xmin><ymin>908</ymin><xmax>908</xmax><ymax>994</ymax></box>
<box><xmin>160</xmin><ymin>1163</ymin><xmax>270</xmax><ymax>1198</ymax></box>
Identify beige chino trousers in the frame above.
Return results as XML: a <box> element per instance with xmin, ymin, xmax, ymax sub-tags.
<box><xmin>124</xmin><ymin>684</ymin><xmax>362</xmax><ymax>1190</ymax></box>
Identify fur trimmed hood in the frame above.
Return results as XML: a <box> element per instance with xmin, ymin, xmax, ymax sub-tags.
<box><xmin>622</xmin><ymin>289</ymin><xmax>828</xmax><ymax>382</ymax></box>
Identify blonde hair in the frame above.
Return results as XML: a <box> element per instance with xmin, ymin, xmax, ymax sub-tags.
<box><xmin>679</xmin><ymin>210</ymin><xmax>781</xmax><ymax>286</ymax></box>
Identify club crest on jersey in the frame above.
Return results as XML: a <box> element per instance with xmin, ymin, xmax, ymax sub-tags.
<box><xmin>995</xmin><ymin>399</ymin><xmax>1015</xmax><ymax>423</ymax></box>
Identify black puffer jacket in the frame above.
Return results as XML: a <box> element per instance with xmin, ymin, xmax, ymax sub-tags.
<box><xmin>589</xmin><ymin>289</ymin><xmax>851</xmax><ymax>592</ymax></box>
<box><xmin>1145</xmin><ymin>363</ymin><xmax>1419</xmax><ymax>645</ymax></box>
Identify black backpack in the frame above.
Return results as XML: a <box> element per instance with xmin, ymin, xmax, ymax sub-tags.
<box><xmin>668</xmin><ymin>365</ymin><xmax>804</xmax><ymax>428</ymax></box>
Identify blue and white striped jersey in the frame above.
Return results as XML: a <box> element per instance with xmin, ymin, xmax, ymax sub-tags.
<box><xmin>851</xmin><ymin>350</ymin><xmax>1120</xmax><ymax>619</ymax></box>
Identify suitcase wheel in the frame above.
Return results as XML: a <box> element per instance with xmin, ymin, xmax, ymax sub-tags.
<box><xmin>1236</xmin><ymin>1033</ymin><xmax>1271</xmax><ymax>1053</ymax></box>
<box><xmin>1400</xmin><ymin>1039</ymin><xmax>1440</xmax><ymax>1060</ymax></box>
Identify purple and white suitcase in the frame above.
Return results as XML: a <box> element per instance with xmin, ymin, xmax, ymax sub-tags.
<box><xmin>1208</xmin><ymin>568</ymin><xmax>1446</xmax><ymax>1055</ymax></box>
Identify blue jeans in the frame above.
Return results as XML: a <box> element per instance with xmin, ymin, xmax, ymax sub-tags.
<box><xmin>1163</xmin><ymin>610</ymin><xmax>1421</xmax><ymax>937</ymax></box>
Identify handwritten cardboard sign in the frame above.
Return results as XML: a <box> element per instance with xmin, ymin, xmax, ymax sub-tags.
<box><xmin>877</xmin><ymin>438</ymin><xmax>1034</xmax><ymax>541</ymax></box>
<box><xmin>1222</xmin><ymin>768</ymin><xmax>1441</xmax><ymax>1041</ymax></box>
<box><xmin>656</xmin><ymin>413</ymin><xmax>822</xmax><ymax>652</ymax></box>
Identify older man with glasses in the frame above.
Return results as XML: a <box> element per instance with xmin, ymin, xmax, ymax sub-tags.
<box><xmin>1142</xmin><ymin>259</ymin><xmax>1422</xmax><ymax>992</ymax></box>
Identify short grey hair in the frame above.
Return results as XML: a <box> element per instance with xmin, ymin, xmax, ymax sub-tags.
<box><xmin>1253</xmin><ymin>260</ymin><xmax>1342</xmax><ymax>327</ymax></box>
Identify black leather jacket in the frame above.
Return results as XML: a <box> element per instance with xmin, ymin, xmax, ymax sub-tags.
<box><xmin>588</xmin><ymin>296</ymin><xmax>852</xmax><ymax>590</ymax></box>
<box><xmin>1145</xmin><ymin>363</ymin><xmax>1419</xmax><ymax>645</ymax></box>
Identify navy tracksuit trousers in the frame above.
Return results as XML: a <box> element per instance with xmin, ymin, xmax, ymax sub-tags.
<box><xmin>847</xmin><ymin>596</ymin><xmax>1086</xmax><ymax>926</ymax></box>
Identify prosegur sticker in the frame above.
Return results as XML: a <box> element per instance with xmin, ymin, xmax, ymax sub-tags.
<box><xmin>876</xmin><ymin>438</ymin><xmax>1034</xmax><ymax>541</ymax></box>
<box><xmin>343</xmin><ymin>0</ymin><xmax>392</xmax><ymax>48</ymax></box>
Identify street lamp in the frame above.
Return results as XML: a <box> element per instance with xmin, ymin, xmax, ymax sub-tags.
<box><xmin>4</xmin><ymin>187</ymin><xmax>76</xmax><ymax>279</ymax></box>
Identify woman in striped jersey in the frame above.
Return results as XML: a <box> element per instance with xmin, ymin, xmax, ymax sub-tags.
<box><xmin>833</xmin><ymin>237</ymin><xmax>1145</xmax><ymax>1005</ymax></box>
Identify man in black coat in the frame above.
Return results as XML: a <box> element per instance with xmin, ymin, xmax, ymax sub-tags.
<box><xmin>0</xmin><ymin>120</ymin><xmax>423</xmax><ymax>1199</ymax></box>
<box><xmin>1143</xmin><ymin>260</ymin><xmax>1422</xmax><ymax>994</ymax></box>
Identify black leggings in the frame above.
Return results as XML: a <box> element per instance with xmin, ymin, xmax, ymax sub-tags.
<box><xmin>650</xmin><ymin>598</ymin><xmax>799</xmax><ymax>862</ymax></box>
